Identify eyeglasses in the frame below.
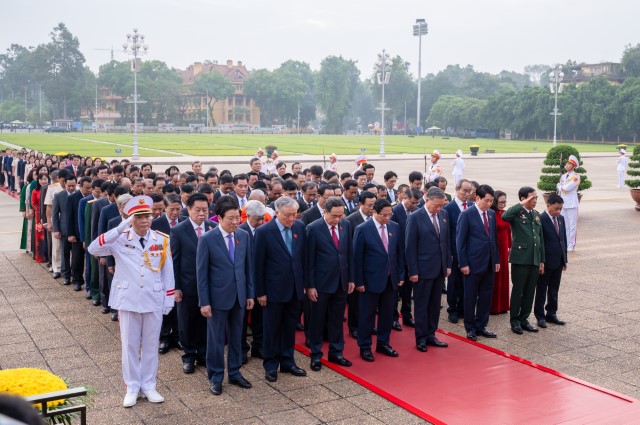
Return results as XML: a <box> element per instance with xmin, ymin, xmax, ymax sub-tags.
<box><xmin>378</xmin><ymin>212</ymin><xmax>393</xmax><ymax>218</ymax></box>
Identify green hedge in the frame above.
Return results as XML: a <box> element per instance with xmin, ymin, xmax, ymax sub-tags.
<box><xmin>537</xmin><ymin>145</ymin><xmax>592</xmax><ymax>192</ymax></box>
<box><xmin>625</xmin><ymin>145</ymin><xmax>640</xmax><ymax>188</ymax></box>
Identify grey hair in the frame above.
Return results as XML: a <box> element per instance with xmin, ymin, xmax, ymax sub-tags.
<box><xmin>245</xmin><ymin>200</ymin><xmax>266</xmax><ymax>217</ymax></box>
<box><xmin>117</xmin><ymin>194</ymin><xmax>133</xmax><ymax>206</ymax></box>
<box><xmin>426</xmin><ymin>187</ymin><xmax>446</xmax><ymax>200</ymax></box>
<box><xmin>274</xmin><ymin>196</ymin><xmax>299</xmax><ymax>212</ymax></box>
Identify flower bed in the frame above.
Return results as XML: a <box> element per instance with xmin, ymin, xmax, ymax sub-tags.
<box><xmin>0</xmin><ymin>368</ymin><xmax>67</xmax><ymax>408</ymax></box>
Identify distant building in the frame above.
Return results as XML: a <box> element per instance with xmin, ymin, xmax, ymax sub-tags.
<box><xmin>80</xmin><ymin>88</ymin><xmax>122</xmax><ymax>126</ymax></box>
<box><xmin>179</xmin><ymin>60</ymin><xmax>260</xmax><ymax>126</ymax></box>
<box><xmin>563</xmin><ymin>62</ymin><xmax>624</xmax><ymax>86</ymax></box>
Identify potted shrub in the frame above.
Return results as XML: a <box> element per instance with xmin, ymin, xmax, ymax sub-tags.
<box><xmin>469</xmin><ymin>144</ymin><xmax>480</xmax><ymax>156</ymax></box>
<box><xmin>625</xmin><ymin>145</ymin><xmax>640</xmax><ymax>211</ymax></box>
<box><xmin>537</xmin><ymin>144</ymin><xmax>592</xmax><ymax>202</ymax></box>
<box><xmin>265</xmin><ymin>145</ymin><xmax>278</xmax><ymax>156</ymax></box>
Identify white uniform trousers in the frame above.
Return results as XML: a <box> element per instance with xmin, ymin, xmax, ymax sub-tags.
<box><xmin>618</xmin><ymin>169</ymin><xmax>626</xmax><ymax>187</ymax></box>
<box><xmin>51</xmin><ymin>235</ymin><xmax>62</xmax><ymax>273</ymax></box>
<box><xmin>119</xmin><ymin>310</ymin><xmax>163</xmax><ymax>394</ymax></box>
<box><xmin>562</xmin><ymin>207</ymin><xmax>578</xmax><ymax>250</ymax></box>
<box><xmin>452</xmin><ymin>173</ymin><xmax>463</xmax><ymax>187</ymax></box>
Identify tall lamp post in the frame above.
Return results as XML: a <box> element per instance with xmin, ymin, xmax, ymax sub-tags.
<box><xmin>549</xmin><ymin>64</ymin><xmax>564</xmax><ymax>148</ymax></box>
<box><xmin>374</xmin><ymin>49</ymin><xmax>391</xmax><ymax>157</ymax></box>
<box><xmin>123</xmin><ymin>28</ymin><xmax>148</xmax><ymax>160</ymax></box>
<box><xmin>413</xmin><ymin>19</ymin><xmax>428</xmax><ymax>135</ymax></box>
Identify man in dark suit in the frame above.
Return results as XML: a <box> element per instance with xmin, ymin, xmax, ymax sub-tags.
<box><xmin>106</xmin><ymin>194</ymin><xmax>132</xmax><ymax>322</ymax></box>
<box><xmin>92</xmin><ymin>183</ymin><xmax>119</xmax><ymax>309</ymax></box>
<box><xmin>152</xmin><ymin>193</ymin><xmax>184</xmax><ymax>354</ymax></box>
<box><xmin>342</xmin><ymin>179</ymin><xmax>359</xmax><ymax>215</ymax></box>
<box><xmin>301</xmin><ymin>184</ymin><xmax>335</xmax><ymax>226</ymax></box>
<box><xmin>457</xmin><ymin>184</ymin><xmax>500</xmax><ymax>341</ymax></box>
<box><xmin>197</xmin><ymin>196</ymin><xmax>254</xmax><ymax>396</ymax></box>
<box><xmin>391</xmin><ymin>188</ymin><xmax>421</xmax><ymax>329</ymax></box>
<box><xmin>502</xmin><ymin>186</ymin><xmax>545</xmax><ymax>335</ymax></box>
<box><xmin>406</xmin><ymin>187</ymin><xmax>451</xmax><ymax>352</ymax></box>
<box><xmin>345</xmin><ymin>190</ymin><xmax>377</xmax><ymax>338</ymax></box>
<box><xmin>384</xmin><ymin>171</ymin><xmax>398</xmax><ymax>203</ymax></box>
<box><xmin>354</xmin><ymin>198</ymin><xmax>405</xmax><ymax>362</ymax></box>
<box><xmin>443</xmin><ymin>179</ymin><xmax>473</xmax><ymax>323</ymax></box>
<box><xmin>535</xmin><ymin>194</ymin><xmax>567</xmax><ymax>328</ymax></box>
<box><xmin>305</xmin><ymin>197</ymin><xmax>355</xmax><ymax>371</ymax></box>
<box><xmin>66</xmin><ymin>176</ymin><xmax>92</xmax><ymax>291</ymax></box>
<box><xmin>239</xmin><ymin>200</ymin><xmax>266</xmax><ymax>364</ymax></box>
<box><xmin>65</xmin><ymin>155</ymin><xmax>83</xmax><ymax>178</ymax></box>
<box><xmin>52</xmin><ymin>174</ymin><xmax>76</xmax><ymax>285</ymax></box>
<box><xmin>254</xmin><ymin>196</ymin><xmax>307</xmax><ymax>382</ymax></box>
<box><xmin>172</xmin><ymin>193</ymin><xmax>215</xmax><ymax>373</ymax></box>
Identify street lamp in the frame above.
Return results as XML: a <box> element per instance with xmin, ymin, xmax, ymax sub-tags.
<box><xmin>413</xmin><ymin>19</ymin><xmax>428</xmax><ymax>135</ymax></box>
<box><xmin>123</xmin><ymin>28</ymin><xmax>149</xmax><ymax>160</ymax></box>
<box><xmin>549</xmin><ymin>64</ymin><xmax>564</xmax><ymax>148</ymax></box>
<box><xmin>374</xmin><ymin>49</ymin><xmax>392</xmax><ymax>157</ymax></box>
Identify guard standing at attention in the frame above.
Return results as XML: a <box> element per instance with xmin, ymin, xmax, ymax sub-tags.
<box><xmin>557</xmin><ymin>155</ymin><xmax>580</xmax><ymax>252</ymax></box>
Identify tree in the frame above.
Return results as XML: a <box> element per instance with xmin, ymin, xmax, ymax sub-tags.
<box><xmin>537</xmin><ymin>145</ymin><xmax>592</xmax><ymax>192</ymax></box>
<box><xmin>622</xmin><ymin>43</ymin><xmax>640</xmax><ymax>77</ymax></box>
<box><xmin>316</xmin><ymin>56</ymin><xmax>359</xmax><ymax>134</ymax></box>
<box><xmin>192</xmin><ymin>71</ymin><xmax>233</xmax><ymax>126</ymax></box>
<box><xmin>524</xmin><ymin>64</ymin><xmax>551</xmax><ymax>86</ymax></box>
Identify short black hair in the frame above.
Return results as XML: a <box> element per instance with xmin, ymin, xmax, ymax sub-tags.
<box><xmin>343</xmin><ymin>179</ymin><xmax>358</xmax><ymax>191</ymax></box>
<box><xmin>181</xmin><ymin>183</ymin><xmax>195</xmax><ymax>194</ymax></box>
<box><xmin>186</xmin><ymin>175</ymin><xmax>198</xmax><ymax>184</ymax></box>
<box><xmin>353</xmin><ymin>170</ymin><xmax>366</xmax><ymax>179</ymax></box>
<box><xmin>408</xmin><ymin>188</ymin><xmax>422</xmax><ymax>200</ymax></box>
<box><xmin>198</xmin><ymin>183</ymin><xmax>213</xmax><ymax>194</ymax></box>
<box><xmin>215</xmin><ymin>195</ymin><xmax>239</xmax><ymax>218</ymax></box>
<box><xmin>297</xmin><ymin>199</ymin><xmax>309</xmax><ymax>214</ymax></box>
<box><xmin>114</xmin><ymin>185</ymin><xmax>130</xmax><ymax>197</ymax></box>
<box><xmin>79</xmin><ymin>176</ymin><xmax>92</xmax><ymax>186</ymax></box>
<box><xmin>164</xmin><ymin>193</ymin><xmax>181</xmax><ymax>206</ymax></box>
<box><xmin>141</xmin><ymin>163</ymin><xmax>152</xmax><ymax>170</ymax></box>
<box><xmin>340</xmin><ymin>172</ymin><xmax>352</xmax><ymax>180</ymax></box>
<box><xmin>518</xmin><ymin>186</ymin><xmax>536</xmax><ymax>201</ymax></box>
<box><xmin>408</xmin><ymin>171</ymin><xmax>423</xmax><ymax>183</ymax></box>
<box><xmin>546</xmin><ymin>193</ymin><xmax>564</xmax><ymax>205</ymax></box>
<box><xmin>363</xmin><ymin>183</ymin><xmax>377</xmax><ymax>191</ymax></box>
<box><xmin>283</xmin><ymin>180</ymin><xmax>298</xmax><ymax>191</ymax></box>
<box><xmin>325</xmin><ymin>197</ymin><xmax>344</xmax><ymax>212</ymax></box>
<box><xmin>106</xmin><ymin>182</ymin><xmax>119</xmax><ymax>196</ymax></box>
<box><xmin>233</xmin><ymin>173</ymin><xmax>248</xmax><ymax>185</ymax></box>
<box><xmin>476</xmin><ymin>184</ymin><xmax>495</xmax><ymax>200</ymax></box>
<box><xmin>358</xmin><ymin>191</ymin><xmax>377</xmax><ymax>203</ymax></box>
<box><xmin>373</xmin><ymin>198</ymin><xmax>391</xmax><ymax>213</ymax></box>
<box><xmin>187</xmin><ymin>192</ymin><xmax>209</xmax><ymax>207</ymax></box>
<box><xmin>150</xmin><ymin>193</ymin><xmax>164</xmax><ymax>203</ymax></box>
<box><xmin>219</xmin><ymin>174</ymin><xmax>233</xmax><ymax>185</ymax></box>
<box><xmin>362</xmin><ymin>163</ymin><xmax>375</xmax><ymax>171</ymax></box>
<box><xmin>113</xmin><ymin>164</ymin><xmax>124</xmax><ymax>174</ymax></box>
<box><xmin>318</xmin><ymin>184</ymin><xmax>335</xmax><ymax>196</ymax></box>
<box><xmin>384</xmin><ymin>171</ymin><xmax>398</xmax><ymax>181</ymax></box>
<box><xmin>309</xmin><ymin>165</ymin><xmax>323</xmax><ymax>177</ymax></box>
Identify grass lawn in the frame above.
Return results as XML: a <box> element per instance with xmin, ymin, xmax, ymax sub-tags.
<box><xmin>0</xmin><ymin>132</ymin><xmax>625</xmax><ymax>158</ymax></box>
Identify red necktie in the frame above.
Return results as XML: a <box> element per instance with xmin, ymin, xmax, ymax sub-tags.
<box><xmin>553</xmin><ymin>216</ymin><xmax>559</xmax><ymax>236</ymax></box>
<box><xmin>170</xmin><ymin>220</ymin><xmax>177</xmax><ymax>227</ymax></box>
<box><xmin>463</xmin><ymin>203</ymin><xmax>467</xmax><ymax>210</ymax></box>
<box><xmin>482</xmin><ymin>212</ymin><xmax>490</xmax><ymax>236</ymax></box>
<box><xmin>196</xmin><ymin>227</ymin><xmax>202</xmax><ymax>239</ymax></box>
<box><xmin>331</xmin><ymin>226</ymin><xmax>339</xmax><ymax>249</ymax></box>
<box><xmin>381</xmin><ymin>224</ymin><xmax>388</xmax><ymax>253</ymax></box>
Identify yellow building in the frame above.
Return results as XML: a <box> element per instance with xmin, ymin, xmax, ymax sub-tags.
<box><xmin>180</xmin><ymin>60</ymin><xmax>260</xmax><ymax>126</ymax></box>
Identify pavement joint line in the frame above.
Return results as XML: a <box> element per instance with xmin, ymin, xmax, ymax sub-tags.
<box><xmin>63</xmin><ymin>136</ymin><xmax>187</xmax><ymax>157</ymax></box>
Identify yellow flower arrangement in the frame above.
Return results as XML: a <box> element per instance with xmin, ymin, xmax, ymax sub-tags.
<box><xmin>0</xmin><ymin>368</ymin><xmax>67</xmax><ymax>408</ymax></box>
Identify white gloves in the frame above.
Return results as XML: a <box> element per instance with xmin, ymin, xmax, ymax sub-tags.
<box><xmin>162</xmin><ymin>307</ymin><xmax>173</xmax><ymax>315</ymax></box>
<box><xmin>117</xmin><ymin>215</ymin><xmax>135</xmax><ymax>233</ymax></box>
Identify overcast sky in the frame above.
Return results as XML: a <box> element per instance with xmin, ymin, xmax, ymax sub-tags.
<box><xmin>3</xmin><ymin>0</ymin><xmax>638</xmax><ymax>79</ymax></box>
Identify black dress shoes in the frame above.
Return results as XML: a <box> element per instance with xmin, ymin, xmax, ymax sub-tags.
<box><xmin>110</xmin><ymin>311</ymin><xmax>118</xmax><ymax>322</ymax></box>
<box><xmin>511</xmin><ymin>324</ymin><xmax>524</xmax><ymax>335</ymax></box>
<box><xmin>537</xmin><ymin>319</ymin><xmax>548</xmax><ymax>328</ymax></box>
<box><xmin>85</xmin><ymin>293</ymin><xmax>92</xmax><ymax>300</ymax></box>
<box><xmin>466</xmin><ymin>332</ymin><xmax>477</xmax><ymax>341</ymax></box>
<box><xmin>210</xmin><ymin>382</ymin><xmax>222</xmax><ymax>395</ymax></box>
<box><xmin>403</xmin><ymin>317</ymin><xmax>416</xmax><ymax>328</ymax></box>
<box><xmin>229</xmin><ymin>375</ymin><xmax>252</xmax><ymax>389</ymax></box>
<box><xmin>183</xmin><ymin>362</ymin><xmax>195</xmax><ymax>374</ymax></box>
<box><xmin>391</xmin><ymin>321</ymin><xmax>402</xmax><ymax>331</ymax></box>
<box><xmin>63</xmin><ymin>279</ymin><xmax>71</xmax><ymax>285</ymax></box>
<box><xmin>448</xmin><ymin>313</ymin><xmax>459</xmax><ymax>324</ymax></box>
<box><xmin>328</xmin><ymin>355</ymin><xmax>352</xmax><ymax>367</ymax></box>
<box><xmin>375</xmin><ymin>344</ymin><xmax>399</xmax><ymax>357</ymax></box>
<box><xmin>546</xmin><ymin>315</ymin><xmax>566</xmax><ymax>325</ymax></box>
<box><xmin>92</xmin><ymin>299</ymin><xmax>101</xmax><ymax>306</ymax></box>
<box><xmin>416</xmin><ymin>342</ymin><xmax>428</xmax><ymax>352</ymax></box>
<box><xmin>310</xmin><ymin>359</ymin><xmax>322</xmax><ymax>371</ymax></box>
<box><xmin>478</xmin><ymin>328</ymin><xmax>497</xmax><ymax>338</ymax></box>
<box><xmin>522</xmin><ymin>323</ymin><xmax>539</xmax><ymax>333</ymax></box>
<box><xmin>349</xmin><ymin>329</ymin><xmax>358</xmax><ymax>339</ymax></box>
<box><xmin>100</xmin><ymin>306</ymin><xmax>110</xmax><ymax>314</ymax></box>
<box><xmin>280</xmin><ymin>365</ymin><xmax>307</xmax><ymax>377</ymax></box>
<box><xmin>158</xmin><ymin>342</ymin><xmax>170</xmax><ymax>354</ymax></box>
<box><xmin>52</xmin><ymin>272</ymin><xmax>61</xmax><ymax>279</ymax></box>
<box><xmin>73</xmin><ymin>283</ymin><xmax>82</xmax><ymax>291</ymax></box>
<box><xmin>265</xmin><ymin>370</ymin><xmax>278</xmax><ymax>382</ymax></box>
<box><xmin>426</xmin><ymin>337</ymin><xmax>448</xmax><ymax>348</ymax></box>
<box><xmin>251</xmin><ymin>349</ymin><xmax>264</xmax><ymax>359</ymax></box>
<box><xmin>360</xmin><ymin>349</ymin><xmax>374</xmax><ymax>362</ymax></box>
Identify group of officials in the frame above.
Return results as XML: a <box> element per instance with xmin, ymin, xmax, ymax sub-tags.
<box><xmin>17</xmin><ymin>151</ymin><xmax>574</xmax><ymax>408</ymax></box>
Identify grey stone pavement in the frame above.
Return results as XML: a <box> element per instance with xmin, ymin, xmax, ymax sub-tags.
<box><xmin>0</xmin><ymin>153</ymin><xmax>639</xmax><ymax>424</ymax></box>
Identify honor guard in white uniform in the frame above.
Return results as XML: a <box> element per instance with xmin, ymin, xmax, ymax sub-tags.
<box><xmin>88</xmin><ymin>195</ymin><xmax>175</xmax><ymax>408</ymax></box>
<box><xmin>266</xmin><ymin>150</ymin><xmax>279</xmax><ymax>175</ymax></box>
<box><xmin>425</xmin><ymin>149</ymin><xmax>442</xmax><ymax>182</ymax></box>
<box><xmin>617</xmin><ymin>149</ymin><xmax>629</xmax><ymax>188</ymax></box>
<box><xmin>451</xmin><ymin>149</ymin><xmax>465</xmax><ymax>186</ymax></box>
<box><xmin>557</xmin><ymin>155</ymin><xmax>580</xmax><ymax>251</ymax></box>
<box><xmin>256</xmin><ymin>148</ymin><xmax>268</xmax><ymax>174</ymax></box>
<box><xmin>326</xmin><ymin>153</ymin><xmax>338</xmax><ymax>173</ymax></box>
<box><xmin>353</xmin><ymin>154</ymin><xmax>367</xmax><ymax>176</ymax></box>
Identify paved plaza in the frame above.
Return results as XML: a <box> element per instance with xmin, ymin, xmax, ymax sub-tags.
<box><xmin>0</xmin><ymin>153</ymin><xmax>639</xmax><ymax>424</ymax></box>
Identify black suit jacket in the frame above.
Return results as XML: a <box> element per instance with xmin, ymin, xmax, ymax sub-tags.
<box><xmin>98</xmin><ymin>202</ymin><xmax>119</xmax><ymax>236</ymax></box>
<box><xmin>91</xmin><ymin>198</ymin><xmax>110</xmax><ymax>241</ymax></box>
<box><xmin>301</xmin><ymin>205</ymin><xmax>322</xmax><ymax>226</ymax></box>
<box><xmin>66</xmin><ymin>190</ymin><xmax>84</xmax><ymax>239</ymax></box>
<box><xmin>151</xmin><ymin>214</ymin><xmax>185</xmax><ymax>235</ymax></box>
<box><xmin>239</xmin><ymin>222</ymin><xmax>255</xmax><ymax>242</ymax></box>
<box><xmin>391</xmin><ymin>203</ymin><xmax>409</xmax><ymax>237</ymax></box>
<box><xmin>540</xmin><ymin>211</ymin><xmax>567</xmax><ymax>270</ymax></box>
<box><xmin>443</xmin><ymin>200</ymin><xmax>472</xmax><ymax>262</ymax></box>
<box><xmin>52</xmin><ymin>190</ymin><xmax>71</xmax><ymax>236</ymax></box>
<box><xmin>386</xmin><ymin>188</ymin><xmax>398</xmax><ymax>204</ymax></box>
<box><xmin>305</xmin><ymin>218</ymin><xmax>354</xmax><ymax>293</ymax></box>
<box><xmin>65</xmin><ymin>165</ymin><xmax>84</xmax><ymax>178</ymax></box>
<box><xmin>346</xmin><ymin>210</ymin><xmax>366</xmax><ymax>236</ymax></box>
<box><xmin>405</xmin><ymin>207</ymin><xmax>452</xmax><ymax>279</ymax></box>
<box><xmin>106</xmin><ymin>215</ymin><xmax>123</xmax><ymax>268</ymax></box>
<box><xmin>171</xmin><ymin>219</ymin><xmax>216</xmax><ymax>296</ymax></box>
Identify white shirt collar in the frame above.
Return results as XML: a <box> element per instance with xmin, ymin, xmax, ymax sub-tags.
<box><xmin>188</xmin><ymin>218</ymin><xmax>205</xmax><ymax>233</ymax></box>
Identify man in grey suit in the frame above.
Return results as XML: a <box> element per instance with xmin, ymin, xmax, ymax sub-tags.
<box><xmin>197</xmin><ymin>196</ymin><xmax>255</xmax><ymax>396</ymax></box>
<box><xmin>52</xmin><ymin>173</ymin><xmax>77</xmax><ymax>285</ymax></box>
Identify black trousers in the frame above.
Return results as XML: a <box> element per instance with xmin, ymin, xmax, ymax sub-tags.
<box><xmin>177</xmin><ymin>295</ymin><xmax>206</xmax><ymax>363</ymax></box>
<box><xmin>61</xmin><ymin>237</ymin><xmax>72</xmax><ymax>279</ymax></box>
<box><xmin>347</xmin><ymin>291</ymin><xmax>359</xmax><ymax>332</ymax></box>
<box><xmin>447</xmin><ymin>259</ymin><xmax>465</xmax><ymax>315</ymax></box>
<box><xmin>160</xmin><ymin>307</ymin><xmax>180</xmax><ymax>345</ymax></box>
<box><xmin>309</xmin><ymin>285</ymin><xmax>348</xmax><ymax>360</ymax></box>
<box><xmin>263</xmin><ymin>297</ymin><xmax>300</xmax><ymax>372</ymax></box>
<box><xmin>357</xmin><ymin>278</ymin><xmax>397</xmax><ymax>349</ymax></box>
<box><xmin>534</xmin><ymin>265</ymin><xmax>563</xmax><ymax>321</ymax></box>
<box><xmin>70</xmin><ymin>241</ymin><xmax>85</xmax><ymax>284</ymax></box>
<box><xmin>394</xmin><ymin>267</ymin><xmax>413</xmax><ymax>321</ymax></box>
<box><xmin>463</xmin><ymin>264</ymin><xmax>494</xmax><ymax>333</ymax></box>
<box><xmin>242</xmin><ymin>302</ymin><xmax>263</xmax><ymax>354</ymax></box>
<box><xmin>413</xmin><ymin>274</ymin><xmax>445</xmax><ymax>343</ymax></box>
<box><xmin>99</xmin><ymin>263</ymin><xmax>111</xmax><ymax>308</ymax></box>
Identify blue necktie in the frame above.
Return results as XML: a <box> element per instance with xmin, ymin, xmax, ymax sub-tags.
<box><xmin>284</xmin><ymin>228</ymin><xmax>292</xmax><ymax>255</ymax></box>
<box><xmin>227</xmin><ymin>233</ymin><xmax>235</xmax><ymax>262</ymax></box>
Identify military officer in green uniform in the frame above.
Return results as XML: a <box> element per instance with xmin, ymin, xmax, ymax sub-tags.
<box><xmin>502</xmin><ymin>186</ymin><xmax>545</xmax><ymax>335</ymax></box>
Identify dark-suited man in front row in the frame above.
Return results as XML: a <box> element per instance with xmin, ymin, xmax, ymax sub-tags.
<box><xmin>66</xmin><ymin>176</ymin><xmax>92</xmax><ymax>291</ymax></box>
<box><xmin>535</xmin><ymin>194</ymin><xmax>567</xmax><ymax>328</ymax></box>
<box><xmin>354</xmin><ymin>198</ymin><xmax>405</xmax><ymax>362</ymax></box>
<box><xmin>197</xmin><ymin>196</ymin><xmax>254</xmax><ymax>396</ymax></box>
<box><xmin>306</xmin><ymin>197</ymin><xmax>355</xmax><ymax>371</ymax></box>
<box><xmin>172</xmin><ymin>193</ymin><xmax>216</xmax><ymax>374</ymax></box>
<box><xmin>406</xmin><ymin>187</ymin><xmax>451</xmax><ymax>352</ymax></box>
<box><xmin>254</xmin><ymin>196</ymin><xmax>307</xmax><ymax>382</ymax></box>
<box><xmin>456</xmin><ymin>184</ymin><xmax>500</xmax><ymax>341</ymax></box>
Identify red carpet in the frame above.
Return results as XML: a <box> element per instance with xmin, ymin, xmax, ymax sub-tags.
<box><xmin>295</xmin><ymin>327</ymin><xmax>640</xmax><ymax>424</ymax></box>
